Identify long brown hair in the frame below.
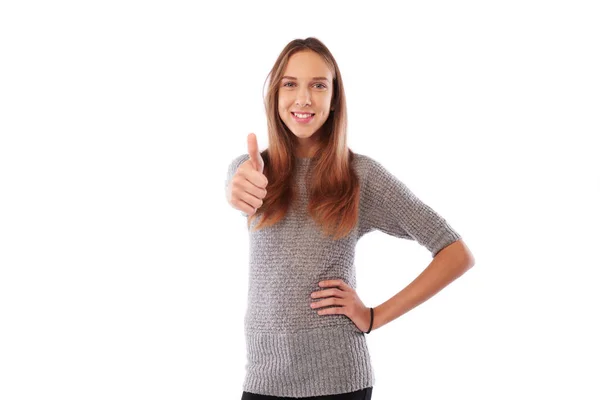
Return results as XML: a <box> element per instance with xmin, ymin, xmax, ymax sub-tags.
<box><xmin>249</xmin><ymin>37</ymin><xmax>360</xmax><ymax>240</ymax></box>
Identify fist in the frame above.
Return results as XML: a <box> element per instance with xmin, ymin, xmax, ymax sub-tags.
<box><xmin>226</xmin><ymin>133</ymin><xmax>269</xmax><ymax>216</ymax></box>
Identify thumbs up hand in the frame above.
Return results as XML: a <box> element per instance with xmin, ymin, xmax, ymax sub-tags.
<box><xmin>226</xmin><ymin>133</ymin><xmax>269</xmax><ymax>216</ymax></box>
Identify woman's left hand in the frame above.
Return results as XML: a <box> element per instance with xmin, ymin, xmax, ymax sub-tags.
<box><xmin>310</xmin><ymin>279</ymin><xmax>373</xmax><ymax>333</ymax></box>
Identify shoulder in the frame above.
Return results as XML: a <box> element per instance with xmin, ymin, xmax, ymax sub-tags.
<box><xmin>351</xmin><ymin>152</ymin><xmax>409</xmax><ymax>196</ymax></box>
<box><xmin>351</xmin><ymin>152</ymin><xmax>387</xmax><ymax>178</ymax></box>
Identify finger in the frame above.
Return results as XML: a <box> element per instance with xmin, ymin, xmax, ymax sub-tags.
<box><xmin>311</xmin><ymin>297</ymin><xmax>344</xmax><ymax>309</ymax></box>
<box><xmin>232</xmin><ymin>197</ymin><xmax>257</xmax><ymax>215</ymax></box>
<box><xmin>311</xmin><ymin>288</ymin><xmax>344</xmax><ymax>299</ymax></box>
<box><xmin>230</xmin><ymin>178</ymin><xmax>265</xmax><ymax>209</ymax></box>
<box><xmin>238</xmin><ymin>190</ymin><xmax>264</xmax><ymax>210</ymax></box>
<box><xmin>247</xmin><ymin>133</ymin><xmax>264</xmax><ymax>173</ymax></box>
<box><xmin>243</xmin><ymin>167</ymin><xmax>269</xmax><ymax>189</ymax></box>
<box><xmin>317</xmin><ymin>306</ymin><xmax>345</xmax><ymax>315</ymax></box>
<box><xmin>319</xmin><ymin>279</ymin><xmax>350</xmax><ymax>291</ymax></box>
<box><xmin>235</xmin><ymin>173</ymin><xmax>268</xmax><ymax>198</ymax></box>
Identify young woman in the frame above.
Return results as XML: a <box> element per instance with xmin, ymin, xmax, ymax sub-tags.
<box><xmin>225</xmin><ymin>37</ymin><xmax>475</xmax><ymax>400</ymax></box>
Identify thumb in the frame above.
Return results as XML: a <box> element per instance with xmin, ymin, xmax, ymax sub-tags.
<box><xmin>247</xmin><ymin>133</ymin><xmax>264</xmax><ymax>174</ymax></box>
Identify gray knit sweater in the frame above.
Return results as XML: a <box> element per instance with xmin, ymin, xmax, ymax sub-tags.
<box><xmin>225</xmin><ymin>152</ymin><xmax>461</xmax><ymax>397</ymax></box>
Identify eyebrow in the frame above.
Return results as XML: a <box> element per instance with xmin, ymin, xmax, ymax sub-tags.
<box><xmin>282</xmin><ymin>76</ymin><xmax>330</xmax><ymax>82</ymax></box>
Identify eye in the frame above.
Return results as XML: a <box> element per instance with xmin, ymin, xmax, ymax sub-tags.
<box><xmin>281</xmin><ymin>82</ymin><xmax>327</xmax><ymax>89</ymax></box>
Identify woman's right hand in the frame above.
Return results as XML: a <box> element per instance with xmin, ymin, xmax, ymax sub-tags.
<box><xmin>226</xmin><ymin>133</ymin><xmax>269</xmax><ymax>216</ymax></box>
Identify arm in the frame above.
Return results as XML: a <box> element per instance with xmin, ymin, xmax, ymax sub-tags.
<box><xmin>371</xmin><ymin>239</ymin><xmax>475</xmax><ymax>331</ymax></box>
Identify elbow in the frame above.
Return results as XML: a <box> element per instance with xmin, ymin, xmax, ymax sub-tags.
<box><xmin>448</xmin><ymin>238</ymin><xmax>475</xmax><ymax>270</ymax></box>
<box><xmin>434</xmin><ymin>239</ymin><xmax>475</xmax><ymax>270</ymax></box>
<box><xmin>465</xmin><ymin>255</ymin><xmax>475</xmax><ymax>270</ymax></box>
<box><xmin>464</xmin><ymin>244</ymin><xmax>476</xmax><ymax>269</ymax></box>
<box><xmin>461</xmin><ymin>245</ymin><xmax>475</xmax><ymax>270</ymax></box>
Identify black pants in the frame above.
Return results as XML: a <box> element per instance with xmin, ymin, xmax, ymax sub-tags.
<box><xmin>241</xmin><ymin>386</ymin><xmax>372</xmax><ymax>400</ymax></box>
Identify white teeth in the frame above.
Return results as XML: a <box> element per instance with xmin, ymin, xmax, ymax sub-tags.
<box><xmin>293</xmin><ymin>113</ymin><xmax>313</xmax><ymax>119</ymax></box>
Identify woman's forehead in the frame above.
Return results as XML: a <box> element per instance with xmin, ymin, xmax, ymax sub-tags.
<box><xmin>284</xmin><ymin>51</ymin><xmax>332</xmax><ymax>79</ymax></box>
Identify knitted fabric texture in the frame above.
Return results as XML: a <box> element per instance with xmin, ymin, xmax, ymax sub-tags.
<box><xmin>225</xmin><ymin>152</ymin><xmax>461</xmax><ymax>397</ymax></box>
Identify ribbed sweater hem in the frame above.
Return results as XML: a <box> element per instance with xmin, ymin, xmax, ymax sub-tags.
<box><xmin>243</xmin><ymin>324</ymin><xmax>375</xmax><ymax>398</ymax></box>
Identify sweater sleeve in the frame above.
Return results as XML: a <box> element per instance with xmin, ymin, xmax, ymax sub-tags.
<box><xmin>360</xmin><ymin>158</ymin><xmax>461</xmax><ymax>258</ymax></box>
<box><xmin>225</xmin><ymin>153</ymin><xmax>251</xmax><ymax>217</ymax></box>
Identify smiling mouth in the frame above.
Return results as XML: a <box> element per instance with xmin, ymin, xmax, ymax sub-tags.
<box><xmin>291</xmin><ymin>112</ymin><xmax>315</xmax><ymax>119</ymax></box>
<box><xmin>291</xmin><ymin>113</ymin><xmax>315</xmax><ymax>124</ymax></box>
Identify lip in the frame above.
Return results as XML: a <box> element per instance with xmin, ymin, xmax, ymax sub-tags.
<box><xmin>291</xmin><ymin>112</ymin><xmax>315</xmax><ymax>124</ymax></box>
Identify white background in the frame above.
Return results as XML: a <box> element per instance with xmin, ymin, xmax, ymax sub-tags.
<box><xmin>1</xmin><ymin>1</ymin><xmax>599</xmax><ymax>399</ymax></box>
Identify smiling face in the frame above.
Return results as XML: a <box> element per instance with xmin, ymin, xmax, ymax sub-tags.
<box><xmin>278</xmin><ymin>50</ymin><xmax>334</xmax><ymax>157</ymax></box>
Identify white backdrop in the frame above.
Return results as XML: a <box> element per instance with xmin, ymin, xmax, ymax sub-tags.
<box><xmin>1</xmin><ymin>1</ymin><xmax>599</xmax><ymax>399</ymax></box>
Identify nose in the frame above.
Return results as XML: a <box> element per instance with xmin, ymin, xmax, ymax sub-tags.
<box><xmin>295</xmin><ymin>87</ymin><xmax>311</xmax><ymax>107</ymax></box>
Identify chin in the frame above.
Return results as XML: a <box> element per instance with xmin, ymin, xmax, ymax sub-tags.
<box><xmin>292</xmin><ymin>131</ymin><xmax>316</xmax><ymax>138</ymax></box>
